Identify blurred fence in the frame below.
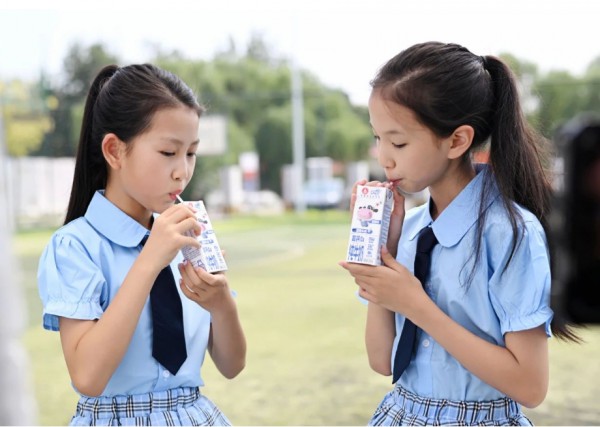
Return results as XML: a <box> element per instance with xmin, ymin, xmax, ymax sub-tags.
<box><xmin>2</xmin><ymin>157</ymin><xmax>74</xmax><ymax>229</ymax></box>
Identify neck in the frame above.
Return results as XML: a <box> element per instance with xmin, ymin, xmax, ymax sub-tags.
<box><xmin>429</xmin><ymin>160</ymin><xmax>476</xmax><ymax>219</ymax></box>
<box><xmin>104</xmin><ymin>182</ymin><xmax>153</xmax><ymax>229</ymax></box>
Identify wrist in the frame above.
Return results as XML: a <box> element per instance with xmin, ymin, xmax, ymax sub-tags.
<box><xmin>207</xmin><ymin>289</ymin><xmax>238</xmax><ymax>318</ymax></box>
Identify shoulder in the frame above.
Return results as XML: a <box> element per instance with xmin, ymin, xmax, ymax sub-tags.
<box><xmin>44</xmin><ymin>217</ymin><xmax>106</xmax><ymax>259</ymax></box>
<box><xmin>484</xmin><ymin>199</ymin><xmax>548</xmax><ymax>272</ymax></box>
<box><xmin>485</xmin><ymin>199</ymin><xmax>546</xmax><ymax>244</ymax></box>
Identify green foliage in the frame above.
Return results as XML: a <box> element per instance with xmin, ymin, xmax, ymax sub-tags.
<box><xmin>4</xmin><ymin>114</ymin><xmax>51</xmax><ymax>156</ymax></box>
<box><xmin>534</xmin><ymin>71</ymin><xmax>585</xmax><ymax>136</ymax></box>
<box><xmin>33</xmin><ymin>43</ymin><xmax>119</xmax><ymax>157</ymax></box>
<box><xmin>1</xmin><ymin>80</ymin><xmax>51</xmax><ymax>156</ymax></box>
<box><xmin>155</xmin><ymin>42</ymin><xmax>372</xmax><ymax>192</ymax></box>
<box><xmin>2</xmin><ymin>39</ymin><xmax>600</xmax><ymax>195</ymax></box>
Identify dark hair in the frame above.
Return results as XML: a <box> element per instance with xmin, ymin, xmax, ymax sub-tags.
<box><xmin>371</xmin><ymin>42</ymin><xmax>578</xmax><ymax>341</ymax></box>
<box><xmin>65</xmin><ymin>63</ymin><xmax>204</xmax><ymax>224</ymax></box>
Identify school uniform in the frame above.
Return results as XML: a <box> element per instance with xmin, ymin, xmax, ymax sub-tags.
<box><xmin>38</xmin><ymin>190</ymin><xmax>231</xmax><ymax>426</ymax></box>
<box><xmin>369</xmin><ymin>165</ymin><xmax>553</xmax><ymax>426</ymax></box>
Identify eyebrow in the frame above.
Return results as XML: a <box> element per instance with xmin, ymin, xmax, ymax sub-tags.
<box><xmin>160</xmin><ymin>137</ymin><xmax>200</xmax><ymax>146</ymax></box>
<box><xmin>370</xmin><ymin>125</ymin><xmax>405</xmax><ymax>136</ymax></box>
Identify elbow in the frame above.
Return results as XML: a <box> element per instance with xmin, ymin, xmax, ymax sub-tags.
<box><xmin>220</xmin><ymin>358</ymin><xmax>246</xmax><ymax>379</ymax></box>
<box><xmin>368</xmin><ymin>357</ymin><xmax>392</xmax><ymax>376</ymax></box>
<box><xmin>72</xmin><ymin>375</ymin><xmax>107</xmax><ymax>398</ymax></box>
<box><xmin>516</xmin><ymin>383</ymin><xmax>548</xmax><ymax>409</ymax></box>
<box><xmin>215</xmin><ymin>357</ymin><xmax>246</xmax><ymax>380</ymax></box>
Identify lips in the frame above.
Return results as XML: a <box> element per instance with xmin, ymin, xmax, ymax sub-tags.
<box><xmin>169</xmin><ymin>191</ymin><xmax>183</xmax><ymax>201</ymax></box>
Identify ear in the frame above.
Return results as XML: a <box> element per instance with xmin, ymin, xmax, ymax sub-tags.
<box><xmin>101</xmin><ymin>133</ymin><xmax>125</xmax><ymax>170</ymax></box>
<box><xmin>447</xmin><ymin>125</ymin><xmax>474</xmax><ymax>160</ymax></box>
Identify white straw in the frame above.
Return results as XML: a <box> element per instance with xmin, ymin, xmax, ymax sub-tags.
<box><xmin>176</xmin><ymin>195</ymin><xmax>184</xmax><ymax>204</ymax></box>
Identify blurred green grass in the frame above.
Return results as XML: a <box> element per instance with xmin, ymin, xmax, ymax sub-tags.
<box><xmin>15</xmin><ymin>211</ymin><xmax>600</xmax><ymax>425</ymax></box>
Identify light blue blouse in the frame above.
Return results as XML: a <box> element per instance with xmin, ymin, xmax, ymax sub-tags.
<box><xmin>392</xmin><ymin>165</ymin><xmax>553</xmax><ymax>401</ymax></box>
<box><xmin>38</xmin><ymin>191</ymin><xmax>211</xmax><ymax>397</ymax></box>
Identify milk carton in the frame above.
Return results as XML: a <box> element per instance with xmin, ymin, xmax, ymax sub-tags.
<box><xmin>346</xmin><ymin>185</ymin><xmax>394</xmax><ymax>265</ymax></box>
<box><xmin>180</xmin><ymin>200</ymin><xmax>228</xmax><ymax>273</ymax></box>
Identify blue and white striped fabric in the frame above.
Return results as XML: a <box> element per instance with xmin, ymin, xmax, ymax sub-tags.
<box><xmin>70</xmin><ymin>387</ymin><xmax>231</xmax><ymax>426</ymax></box>
<box><xmin>369</xmin><ymin>384</ymin><xmax>532</xmax><ymax>426</ymax></box>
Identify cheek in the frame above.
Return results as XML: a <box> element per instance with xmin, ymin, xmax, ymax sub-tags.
<box><xmin>188</xmin><ymin>157</ymin><xmax>197</xmax><ymax>175</ymax></box>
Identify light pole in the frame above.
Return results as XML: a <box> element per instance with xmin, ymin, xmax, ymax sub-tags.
<box><xmin>291</xmin><ymin>20</ymin><xmax>306</xmax><ymax>214</ymax></box>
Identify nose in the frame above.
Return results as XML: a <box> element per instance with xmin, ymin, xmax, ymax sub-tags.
<box><xmin>172</xmin><ymin>156</ymin><xmax>190</xmax><ymax>182</ymax></box>
<box><xmin>377</xmin><ymin>143</ymin><xmax>395</xmax><ymax>169</ymax></box>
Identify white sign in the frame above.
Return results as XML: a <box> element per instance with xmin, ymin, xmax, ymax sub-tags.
<box><xmin>197</xmin><ymin>115</ymin><xmax>227</xmax><ymax>155</ymax></box>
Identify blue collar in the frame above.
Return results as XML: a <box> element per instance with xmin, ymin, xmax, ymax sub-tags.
<box><xmin>408</xmin><ymin>164</ymin><xmax>500</xmax><ymax>248</ymax></box>
<box><xmin>84</xmin><ymin>191</ymin><xmax>149</xmax><ymax>247</ymax></box>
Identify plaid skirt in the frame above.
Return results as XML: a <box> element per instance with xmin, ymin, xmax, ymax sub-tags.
<box><xmin>70</xmin><ymin>387</ymin><xmax>231</xmax><ymax>426</ymax></box>
<box><xmin>369</xmin><ymin>384</ymin><xmax>533</xmax><ymax>426</ymax></box>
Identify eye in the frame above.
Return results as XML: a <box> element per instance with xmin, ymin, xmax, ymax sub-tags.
<box><xmin>160</xmin><ymin>151</ymin><xmax>175</xmax><ymax>157</ymax></box>
<box><xmin>187</xmin><ymin>152</ymin><xmax>197</xmax><ymax>158</ymax></box>
<box><xmin>392</xmin><ymin>143</ymin><xmax>407</xmax><ymax>149</ymax></box>
<box><xmin>373</xmin><ymin>135</ymin><xmax>381</xmax><ymax>143</ymax></box>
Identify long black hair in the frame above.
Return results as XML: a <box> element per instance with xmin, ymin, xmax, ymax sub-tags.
<box><xmin>65</xmin><ymin>64</ymin><xmax>204</xmax><ymax>224</ymax></box>
<box><xmin>371</xmin><ymin>41</ymin><xmax>578</xmax><ymax>341</ymax></box>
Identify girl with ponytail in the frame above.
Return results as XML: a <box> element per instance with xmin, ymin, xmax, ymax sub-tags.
<box><xmin>340</xmin><ymin>42</ymin><xmax>577</xmax><ymax>425</ymax></box>
<box><xmin>38</xmin><ymin>64</ymin><xmax>246</xmax><ymax>425</ymax></box>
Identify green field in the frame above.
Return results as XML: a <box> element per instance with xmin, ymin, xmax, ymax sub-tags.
<box><xmin>15</xmin><ymin>211</ymin><xmax>600</xmax><ymax>425</ymax></box>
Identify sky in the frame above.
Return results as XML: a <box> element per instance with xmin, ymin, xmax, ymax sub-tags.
<box><xmin>1</xmin><ymin>0</ymin><xmax>599</xmax><ymax>106</ymax></box>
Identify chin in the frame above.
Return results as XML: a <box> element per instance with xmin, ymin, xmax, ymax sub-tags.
<box><xmin>154</xmin><ymin>202</ymin><xmax>173</xmax><ymax>214</ymax></box>
<box><xmin>394</xmin><ymin>183</ymin><xmax>428</xmax><ymax>197</ymax></box>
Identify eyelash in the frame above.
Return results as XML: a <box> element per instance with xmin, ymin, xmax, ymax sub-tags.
<box><xmin>373</xmin><ymin>136</ymin><xmax>406</xmax><ymax>148</ymax></box>
<box><xmin>160</xmin><ymin>151</ymin><xmax>197</xmax><ymax>158</ymax></box>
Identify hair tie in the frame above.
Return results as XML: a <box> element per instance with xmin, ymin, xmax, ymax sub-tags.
<box><xmin>480</xmin><ymin>55</ymin><xmax>488</xmax><ymax>69</ymax></box>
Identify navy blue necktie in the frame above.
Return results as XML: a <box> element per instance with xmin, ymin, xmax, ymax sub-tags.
<box><xmin>141</xmin><ymin>236</ymin><xmax>187</xmax><ymax>375</ymax></box>
<box><xmin>392</xmin><ymin>226</ymin><xmax>438</xmax><ymax>384</ymax></box>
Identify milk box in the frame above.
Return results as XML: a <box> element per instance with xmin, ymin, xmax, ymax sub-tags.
<box><xmin>181</xmin><ymin>200</ymin><xmax>228</xmax><ymax>273</ymax></box>
<box><xmin>346</xmin><ymin>185</ymin><xmax>394</xmax><ymax>265</ymax></box>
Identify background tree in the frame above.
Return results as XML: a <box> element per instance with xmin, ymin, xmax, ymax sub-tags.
<box><xmin>2</xmin><ymin>39</ymin><xmax>599</xmax><ymax>200</ymax></box>
<box><xmin>155</xmin><ymin>37</ymin><xmax>372</xmax><ymax>195</ymax></box>
<box><xmin>33</xmin><ymin>43</ymin><xmax>118</xmax><ymax>157</ymax></box>
<box><xmin>0</xmin><ymin>79</ymin><xmax>51</xmax><ymax>156</ymax></box>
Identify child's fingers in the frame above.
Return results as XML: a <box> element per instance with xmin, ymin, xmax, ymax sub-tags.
<box><xmin>350</xmin><ymin>179</ymin><xmax>367</xmax><ymax>212</ymax></box>
<box><xmin>178</xmin><ymin>261</ymin><xmax>193</xmax><ymax>285</ymax></box>
<box><xmin>352</xmin><ymin>179</ymin><xmax>368</xmax><ymax>193</ymax></box>
<box><xmin>380</xmin><ymin>246</ymin><xmax>406</xmax><ymax>273</ymax></box>
<box><xmin>174</xmin><ymin>217</ymin><xmax>202</xmax><ymax>238</ymax></box>
<box><xmin>159</xmin><ymin>203</ymin><xmax>196</xmax><ymax>221</ymax></box>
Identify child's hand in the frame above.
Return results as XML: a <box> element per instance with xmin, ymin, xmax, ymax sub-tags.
<box><xmin>339</xmin><ymin>246</ymin><xmax>428</xmax><ymax>319</ymax></box>
<box><xmin>178</xmin><ymin>260</ymin><xmax>234</xmax><ymax>313</ymax></box>
<box><xmin>349</xmin><ymin>179</ymin><xmax>388</xmax><ymax>212</ymax></box>
<box><xmin>141</xmin><ymin>204</ymin><xmax>201</xmax><ymax>271</ymax></box>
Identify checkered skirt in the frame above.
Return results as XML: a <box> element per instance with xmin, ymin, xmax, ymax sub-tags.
<box><xmin>70</xmin><ymin>387</ymin><xmax>231</xmax><ymax>426</ymax></box>
<box><xmin>368</xmin><ymin>384</ymin><xmax>533</xmax><ymax>426</ymax></box>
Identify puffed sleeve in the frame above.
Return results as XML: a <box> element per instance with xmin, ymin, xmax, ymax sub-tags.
<box><xmin>488</xmin><ymin>219</ymin><xmax>554</xmax><ymax>337</ymax></box>
<box><xmin>38</xmin><ymin>233</ymin><xmax>107</xmax><ymax>331</ymax></box>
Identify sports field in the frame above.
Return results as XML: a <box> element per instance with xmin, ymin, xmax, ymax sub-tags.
<box><xmin>15</xmin><ymin>211</ymin><xmax>600</xmax><ymax>425</ymax></box>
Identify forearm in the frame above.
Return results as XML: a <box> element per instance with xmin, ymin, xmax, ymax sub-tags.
<box><xmin>365</xmin><ymin>302</ymin><xmax>396</xmax><ymax>376</ymax></box>
<box><xmin>413</xmin><ymin>299</ymin><xmax>549</xmax><ymax>407</ymax></box>
<box><xmin>208</xmin><ymin>295</ymin><xmax>246</xmax><ymax>379</ymax></box>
